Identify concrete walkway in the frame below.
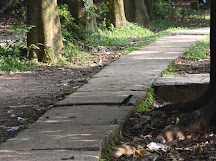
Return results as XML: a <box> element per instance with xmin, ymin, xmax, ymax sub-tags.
<box><xmin>0</xmin><ymin>28</ymin><xmax>210</xmax><ymax>161</ymax></box>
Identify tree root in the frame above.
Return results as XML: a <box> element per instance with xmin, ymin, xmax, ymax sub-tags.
<box><xmin>155</xmin><ymin>109</ymin><xmax>210</xmax><ymax>143</ymax></box>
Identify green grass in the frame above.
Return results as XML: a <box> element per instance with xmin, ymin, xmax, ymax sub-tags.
<box><xmin>100</xmin><ymin>135</ymin><xmax>121</xmax><ymax>161</ymax></box>
<box><xmin>118</xmin><ymin>26</ymin><xmax>186</xmax><ymax>55</ymax></box>
<box><xmin>161</xmin><ymin>62</ymin><xmax>179</xmax><ymax>76</ymax></box>
<box><xmin>0</xmin><ymin>55</ymin><xmax>35</xmax><ymax>73</ymax></box>
<box><xmin>61</xmin><ymin>21</ymin><xmax>188</xmax><ymax>66</ymax></box>
<box><xmin>136</xmin><ymin>88</ymin><xmax>155</xmax><ymax>112</ymax></box>
<box><xmin>161</xmin><ymin>35</ymin><xmax>210</xmax><ymax>76</ymax></box>
<box><xmin>0</xmin><ymin>45</ymin><xmax>36</xmax><ymax>73</ymax></box>
<box><xmin>182</xmin><ymin>35</ymin><xmax>210</xmax><ymax>61</ymax></box>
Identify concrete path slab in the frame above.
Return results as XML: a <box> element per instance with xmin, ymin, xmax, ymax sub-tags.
<box><xmin>55</xmin><ymin>91</ymin><xmax>146</xmax><ymax>106</ymax></box>
<box><xmin>0</xmin><ymin>105</ymin><xmax>133</xmax><ymax>151</ymax></box>
<box><xmin>0</xmin><ymin>150</ymin><xmax>99</xmax><ymax>161</ymax></box>
<box><xmin>0</xmin><ymin>28</ymin><xmax>210</xmax><ymax>160</ymax></box>
<box><xmin>153</xmin><ymin>74</ymin><xmax>210</xmax><ymax>86</ymax></box>
<box><xmin>153</xmin><ymin>74</ymin><xmax>210</xmax><ymax>103</ymax></box>
<box><xmin>77</xmin><ymin>76</ymin><xmax>155</xmax><ymax>91</ymax></box>
<box><xmin>171</xmin><ymin>27</ymin><xmax>210</xmax><ymax>35</ymax></box>
<box><xmin>147</xmin><ymin>35</ymin><xmax>205</xmax><ymax>48</ymax></box>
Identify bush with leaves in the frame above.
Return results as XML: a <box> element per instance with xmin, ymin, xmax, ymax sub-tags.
<box><xmin>153</xmin><ymin>0</ymin><xmax>175</xmax><ymax>19</ymax></box>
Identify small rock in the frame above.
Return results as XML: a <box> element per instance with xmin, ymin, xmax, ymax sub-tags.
<box><xmin>140</xmin><ymin>115</ymin><xmax>150</xmax><ymax>121</ymax></box>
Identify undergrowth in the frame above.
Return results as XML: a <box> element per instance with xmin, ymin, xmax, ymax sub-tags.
<box><xmin>182</xmin><ymin>35</ymin><xmax>210</xmax><ymax>61</ymax></box>
<box><xmin>101</xmin><ymin>134</ymin><xmax>121</xmax><ymax>161</ymax></box>
<box><xmin>161</xmin><ymin>62</ymin><xmax>179</xmax><ymax>76</ymax></box>
<box><xmin>0</xmin><ymin>40</ymin><xmax>35</xmax><ymax>73</ymax></box>
<box><xmin>136</xmin><ymin>88</ymin><xmax>155</xmax><ymax>112</ymax></box>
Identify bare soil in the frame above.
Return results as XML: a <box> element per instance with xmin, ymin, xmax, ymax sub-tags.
<box><xmin>0</xmin><ymin>65</ymin><xmax>105</xmax><ymax>143</ymax></box>
<box><xmin>109</xmin><ymin>99</ymin><xmax>216</xmax><ymax>161</ymax></box>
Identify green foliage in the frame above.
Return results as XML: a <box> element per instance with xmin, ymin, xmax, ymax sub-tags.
<box><xmin>161</xmin><ymin>36</ymin><xmax>210</xmax><ymax>76</ymax></box>
<box><xmin>100</xmin><ymin>134</ymin><xmax>121</xmax><ymax>161</ymax></box>
<box><xmin>83</xmin><ymin>0</ymin><xmax>108</xmax><ymax>23</ymax></box>
<box><xmin>0</xmin><ymin>54</ymin><xmax>35</xmax><ymax>73</ymax></box>
<box><xmin>58</xmin><ymin>4</ymin><xmax>79</xmax><ymax>42</ymax></box>
<box><xmin>10</xmin><ymin>24</ymin><xmax>35</xmax><ymax>35</ymax></box>
<box><xmin>58</xmin><ymin>4</ymin><xmax>104</xmax><ymax>61</ymax></box>
<box><xmin>161</xmin><ymin>62</ymin><xmax>179</xmax><ymax>76</ymax></box>
<box><xmin>99</xmin><ymin>22</ymin><xmax>154</xmax><ymax>47</ymax></box>
<box><xmin>56</xmin><ymin>57</ymin><xmax>71</xmax><ymax>67</ymax></box>
<box><xmin>0</xmin><ymin>41</ymin><xmax>35</xmax><ymax>72</ymax></box>
<box><xmin>182</xmin><ymin>35</ymin><xmax>210</xmax><ymax>61</ymax></box>
<box><xmin>153</xmin><ymin>0</ymin><xmax>175</xmax><ymax>19</ymax></box>
<box><xmin>153</xmin><ymin>0</ymin><xmax>209</xmax><ymax>20</ymax></box>
<box><xmin>58</xmin><ymin>3</ymin><xmax>108</xmax><ymax>43</ymax></box>
<box><xmin>0</xmin><ymin>24</ymin><xmax>37</xmax><ymax>72</ymax></box>
<box><xmin>118</xmin><ymin>26</ymin><xmax>185</xmax><ymax>55</ymax></box>
<box><xmin>136</xmin><ymin>88</ymin><xmax>155</xmax><ymax>112</ymax></box>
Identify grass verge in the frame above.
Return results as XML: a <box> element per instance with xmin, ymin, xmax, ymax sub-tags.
<box><xmin>161</xmin><ymin>35</ymin><xmax>210</xmax><ymax>76</ymax></box>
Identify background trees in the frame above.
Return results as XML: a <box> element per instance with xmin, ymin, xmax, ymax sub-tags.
<box><xmin>27</xmin><ymin>0</ymin><xmax>65</xmax><ymax>62</ymax></box>
<box><xmin>107</xmin><ymin>0</ymin><xmax>126</xmax><ymax>28</ymax></box>
<box><xmin>124</xmin><ymin>0</ymin><xmax>151</xmax><ymax>27</ymax></box>
<box><xmin>1</xmin><ymin>0</ymin><xmax>210</xmax><ymax>66</ymax></box>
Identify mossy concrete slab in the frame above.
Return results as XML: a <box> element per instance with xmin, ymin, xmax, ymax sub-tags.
<box><xmin>55</xmin><ymin>90</ymin><xmax>146</xmax><ymax>106</ymax></box>
<box><xmin>0</xmin><ymin>105</ymin><xmax>133</xmax><ymax>151</ymax></box>
<box><xmin>0</xmin><ymin>150</ymin><xmax>99</xmax><ymax>161</ymax></box>
<box><xmin>153</xmin><ymin>74</ymin><xmax>210</xmax><ymax>86</ymax></box>
<box><xmin>171</xmin><ymin>27</ymin><xmax>210</xmax><ymax>35</ymax></box>
<box><xmin>153</xmin><ymin>74</ymin><xmax>210</xmax><ymax>102</ymax></box>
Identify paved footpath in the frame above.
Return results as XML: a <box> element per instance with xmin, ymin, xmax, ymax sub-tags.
<box><xmin>0</xmin><ymin>28</ymin><xmax>209</xmax><ymax>161</ymax></box>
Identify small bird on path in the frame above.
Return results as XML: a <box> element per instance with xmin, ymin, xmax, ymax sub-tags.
<box><xmin>118</xmin><ymin>95</ymin><xmax>133</xmax><ymax>107</ymax></box>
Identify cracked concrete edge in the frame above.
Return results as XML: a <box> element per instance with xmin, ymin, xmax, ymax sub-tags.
<box><xmin>98</xmin><ymin>93</ymin><xmax>150</xmax><ymax>158</ymax></box>
<box><xmin>0</xmin><ymin>150</ymin><xmax>100</xmax><ymax>161</ymax></box>
<box><xmin>170</xmin><ymin>28</ymin><xmax>210</xmax><ymax>36</ymax></box>
<box><xmin>54</xmin><ymin>90</ymin><xmax>147</xmax><ymax>107</ymax></box>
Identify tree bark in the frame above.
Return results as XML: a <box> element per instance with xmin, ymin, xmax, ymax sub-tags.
<box><xmin>27</xmin><ymin>0</ymin><xmax>65</xmax><ymax>62</ymax></box>
<box><xmin>107</xmin><ymin>0</ymin><xmax>126</xmax><ymax>28</ymax></box>
<box><xmin>64</xmin><ymin>0</ymin><xmax>97</xmax><ymax>30</ymax></box>
<box><xmin>65</xmin><ymin>0</ymin><xmax>85</xmax><ymax>26</ymax></box>
<box><xmin>144</xmin><ymin>0</ymin><xmax>154</xmax><ymax>20</ymax></box>
<box><xmin>124</xmin><ymin>0</ymin><xmax>151</xmax><ymax>27</ymax></box>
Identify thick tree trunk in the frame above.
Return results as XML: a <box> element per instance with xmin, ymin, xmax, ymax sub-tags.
<box><xmin>27</xmin><ymin>0</ymin><xmax>65</xmax><ymax>62</ymax></box>
<box><xmin>65</xmin><ymin>0</ymin><xmax>85</xmax><ymax>26</ymax></box>
<box><xmin>124</xmin><ymin>0</ymin><xmax>151</xmax><ymax>27</ymax></box>
<box><xmin>144</xmin><ymin>0</ymin><xmax>154</xmax><ymax>20</ymax></box>
<box><xmin>107</xmin><ymin>0</ymin><xmax>126</xmax><ymax>28</ymax></box>
<box><xmin>65</xmin><ymin>0</ymin><xmax>97</xmax><ymax>30</ymax></box>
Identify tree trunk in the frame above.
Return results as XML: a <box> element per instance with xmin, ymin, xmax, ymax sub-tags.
<box><xmin>124</xmin><ymin>0</ymin><xmax>151</xmax><ymax>27</ymax></box>
<box><xmin>156</xmin><ymin>0</ymin><xmax>216</xmax><ymax>143</ymax></box>
<box><xmin>64</xmin><ymin>0</ymin><xmax>97</xmax><ymax>30</ymax></box>
<box><xmin>107</xmin><ymin>0</ymin><xmax>126</xmax><ymax>28</ymax></box>
<box><xmin>27</xmin><ymin>0</ymin><xmax>65</xmax><ymax>62</ymax></box>
<box><xmin>144</xmin><ymin>0</ymin><xmax>154</xmax><ymax>20</ymax></box>
<box><xmin>65</xmin><ymin>0</ymin><xmax>85</xmax><ymax>25</ymax></box>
